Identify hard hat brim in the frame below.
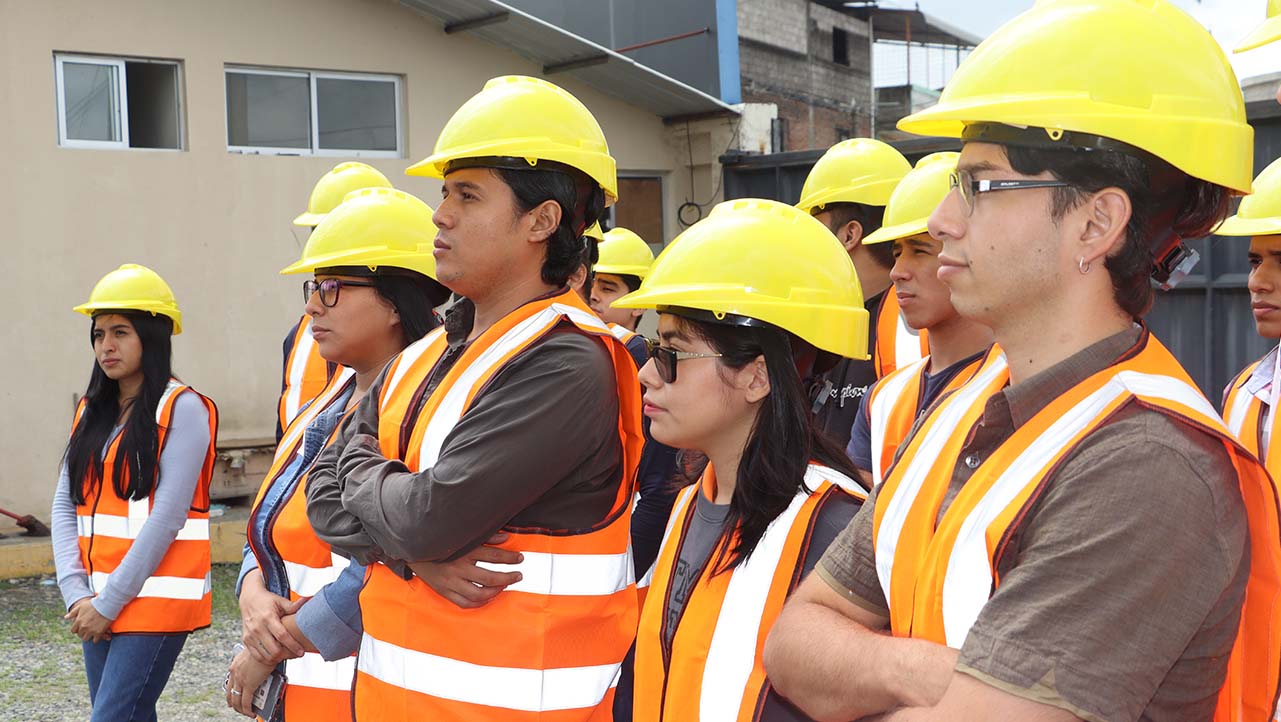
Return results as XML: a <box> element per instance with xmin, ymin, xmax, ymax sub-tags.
<box><xmin>796</xmin><ymin>181</ymin><xmax>898</xmax><ymax>215</ymax></box>
<box><xmin>593</xmin><ymin>264</ymin><xmax>650</xmax><ymax>279</ymax></box>
<box><xmin>863</xmin><ymin>218</ymin><xmax>929</xmax><ymax>246</ymax></box>
<box><xmin>1213</xmin><ymin>214</ymin><xmax>1281</xmax><ymax>238</ymax></box>
<box><xmin>72</xmin><ymin>302</ymin><xmax>183</xmax><ymax>335</ymax></box>
<box><xmin>613</xmin><ymin>286</ymin><xmax>869</xmax><ymax>360</ymax></box>
<box><xmin>279</xmin><ymin>247</ymin><xmax>436</xmax><ymax>278</ymax></box>
<box><xmin>406</xmin><ymin>143</ymin><xmax>619</xmax><ymax>206</ymax></box>
<box><xmin>1236</xmin><ymin>15</ymin><xmax>1281</xmax><ymax>53</ymax></box>
<box><xmin>292</xmin><ymin>211</ymin><xmax>324</xmax><ymax>227</ymax></box>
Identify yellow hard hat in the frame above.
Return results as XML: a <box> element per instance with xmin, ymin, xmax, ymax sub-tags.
<box><xmin>863</xmin><ymin>152</ymin><xmax>959</xmax><ymax>246</ymax></box>
<box><xmin>74</xmin><ymin>264</ymin><xmax>183</xmax><ymax>335</ymax></box>
<box><xmin>280</xmin><ymin>187</ymin><xmax>439</xmax><ymax>279</ymax></box>
<box><xmin>595</xmin><ymin>227</ymin><xmax>655</xmax><ymax>279</ymax></box>
<box><xmin>897</xmin><ymin>0</ymin><xmax>1253</xmax><ymax>195</ymax></box>
<box><xmin>1237</xmin><ymin>0</ymin><xmax>1281</xmax><ymax>52</ymax></box>
<box><xmin>796</xmin><ymin>138</ymin><xmax>912</xmax><ymax>214</ymax></box>
<box><xmin>293</xmin><ymin>162</ymin><xmax>393</xmax><ymax>227</ymax></box>
<box><xmin>1216</xmin><ymin>157</ymin><xmax>1281</xmax><ymax>238</ymax></box>
<box><xmin>615</xmin><ymin>198</ymin><xmax>868</xmax><ymax>359</ymax></box>
<box><xmin>406</xmin><ymin>76</ymin><xmax>618</xmax><ymax>206</ymax></box>
<box><xmin>583</xmin><ymin>222</ymin><xmax>604</xmax><ymax>243</ymax></box>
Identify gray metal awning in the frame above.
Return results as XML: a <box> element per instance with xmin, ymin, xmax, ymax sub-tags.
<box><xmin>399</xmin><ymin>0</ymin><xmax>739</xmax><ymax>121</ymax></box>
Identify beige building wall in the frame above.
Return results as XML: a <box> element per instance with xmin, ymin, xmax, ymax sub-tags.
<box><xmin>0</xmin><ymin>0</ymin><xmax>721</xmax><ymax>521</ymax></box>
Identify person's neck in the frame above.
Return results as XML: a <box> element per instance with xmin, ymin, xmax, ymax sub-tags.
<box><xmin>469</xmin><ymin>275</ymin><xmax>559</xmax><ymax>342</ymax></box>
<box><xmin>925</xmin><ymin>314</ymin><xmax>993</xmax><ymax>373</ymax></box>
<box><xmin>702</xmin><ymin>414</ymin><xmax>756</xmax><ymax>505</ymax></box>
<box><xmin>116</xmin><ymin>374</ymin><xmax>143</xmax><ymax>407</ymax></box>
<box><xmin>996</xmin><ymin>296</ymin><xmax>1132</xmax><ymax>386</ymax></box>
<box><xmin>350</xmin><ymin>347</ymin><xmax>404</xmax><ymax>406</ymax></box>
<box><xmin>852</xmin><ymin>254</ymin><xmax>892</xmax><ymax>301</ymax></box>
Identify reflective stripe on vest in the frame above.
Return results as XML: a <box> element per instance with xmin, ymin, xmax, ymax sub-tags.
<box><xmin>358</xmin><ymin>289</ymin><xmax>643</xmax><ymax>721</ymax></box>
<box><xmin>252</xmin><ymin>368</ymin><xmax>358</xmax><ymax>720</ymax></box>
<box><xmin>609</xmin><ymin>323</ymin><xmax>638</xmax><ymax>345</ymax></box>
<box><xmin>279</xmin><ymin>316</ymin><xmax>336</xmax><ymax>433</ymax></box>
<box><xmin>873</xmin><ymin>291</ymin><xmax>929</xmax><ymax>378</ymax></box>
<box><xmin>73</xmin><ymin>379</ymin><xmax>218</xmax><ymax>634</ymax></box>
<box><xmin>635</xmin><ymin>464</ymin><xmax>866</xmax><ymax>722</ymax></box>
<box><xmin>1223</xmin><ymin>359</ymin><xmax>1281</xmax><ymax>481</ymax></box>
<box><xmin>873</xmin><ymin>334</ymin><xmax>1281</xmax><ymax>722</ymax></box>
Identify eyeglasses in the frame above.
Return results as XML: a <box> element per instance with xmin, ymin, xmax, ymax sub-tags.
<box><xmin>643</xmin><ymin>338</ymin><xmax>723</xmax><ymax>384</ymax></box>
<box><xmin>303</xmin><ymin>278</ymin><xmax>377</xmax><ymax>308</ymax></box>
<box><xmin>948</xmin><ymin>168</ymin><xmax>1070</xmax><ymax>216</ymax></box>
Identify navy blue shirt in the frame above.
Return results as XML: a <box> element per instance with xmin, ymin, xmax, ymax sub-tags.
<box><xmin>622</xmin><ymin>331</ymin><xmax>682</xmax><ymax>577</ymax></box>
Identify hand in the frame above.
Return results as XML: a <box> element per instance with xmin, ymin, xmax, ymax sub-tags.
<box><xmin>238</xmin><ymin>569</ymin><xmax>306</xmax><ymax>664</ymax></box>
<box><xmin>225</xmin><ymin>649</ymin><xmax>273</xmax><ymax>718</ymax></box>
<box><xmin>408</xmin><ymin>532</ymin><xmax>524</xmax><ymax>609</ymax></box>
<box><xmin>65</xmin><ymin>598</ymin><xmax>112</xmax><ymax>643</ymax></box>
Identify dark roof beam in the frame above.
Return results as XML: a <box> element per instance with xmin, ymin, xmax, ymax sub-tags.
<box><xmin>443</xmin><ymin>10</ymin><xmax>510</xmax><ymax>34</ymax></box>
<box><xmin>543</xmin><ymin>54</ymin><xmax>610</xmax><ymax>75</ymax></box>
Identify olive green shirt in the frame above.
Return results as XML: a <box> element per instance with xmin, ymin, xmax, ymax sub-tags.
<box><xmin>817</xmin><ymin>327</ymin><xmax>1250</xmax><ymax>722</ymax></box>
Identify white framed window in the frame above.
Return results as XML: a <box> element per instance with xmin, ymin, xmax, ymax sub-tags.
<box><xmin>54</xmin><ymin>53</ymin><xmax>184</xmax><ymax>150</ymax></box>
<box><xmin>225</xmin><ymin>66</ymin><xmax>402</xmax><ymax>157</ymax></box>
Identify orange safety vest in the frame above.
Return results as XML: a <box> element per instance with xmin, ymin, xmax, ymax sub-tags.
<box><xmin>354</xmin><ymin>288</ymin><xmax>644</xmax><ymax>721</ymax></box>
<box><xmin>1223</xmin><ymin>356</ymin><xmax>1281</xmax><ymax>481</ymax></box>
<box><xmin>865</xmin><ymin>353</ymin><xmax>984</xmax><ymax>486</ymax></box>
<box><xmin>872</xmin><ymin>333</ymin><xmax>1281</xmax><ymax>722</ymax></box>
<box><xmin>609</xmin><ymin>322</ymin><xmax>640</xmax><ymax>346</ymax></box>
<box><xmin>278</xmin><ymin>315</ymin><xmax>337</xmax><ymax>434</ymax></box>
<box><xmin>872</xmin><ymin>291</ymin><xmax>928</xmax><ymax>379</ymax></box>
<box><xmin>73</xmin><ymin>379</ymin><xmax>218</xmax><ymax>634</ymax></box>
<box><xmin>250</xmin><ymin>367</ymin><xmax>357</xmax><ymax>721</ymax></box>
<box><xmin>634</xmin><ymin>463</ymin><xmax>866</xmax><ymax>722</ymax></box>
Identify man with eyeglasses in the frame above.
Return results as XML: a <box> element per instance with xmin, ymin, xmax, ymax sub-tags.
<box><xmin>763</xmin><ymin>2</ymin><xmax>1281</xmax><ymax>721</ymax></box>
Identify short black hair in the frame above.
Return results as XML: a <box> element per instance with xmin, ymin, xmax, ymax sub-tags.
<box><xmin>821</xmin><ymin>202</ymin><xmax>892</xmax><ymax>270</ymax></box>
<box><xmin>496</xmin><ymin>166</ymin><xmax>606</xmax><ymax>288</ymax></box>
<box><xmin>1003</xmin><ymin>145</ymin><xmax>1230</xmax><ymax>318</ymax></box>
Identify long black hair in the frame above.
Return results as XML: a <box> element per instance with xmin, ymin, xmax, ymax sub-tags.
<box><xmin>65</xmin><ymin>311</ymin><xmax>175</xmax><ymax>505</ymax></box>
<box><xmin>672</xmin><ymin>314</ymin><xmax>863</xmax><ymax>575</ymax></box>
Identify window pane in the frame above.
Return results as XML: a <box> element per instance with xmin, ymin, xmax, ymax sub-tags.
<box><xmin>62</xmin><ymin>62</ymin><xmax>120</xmax><ymax>142</ymax></box>
<box><xmin>615</xmin><ymin>177</ymin><xmax>665</xmax><ymax>247</ymax></box>
<box><xmin>316</xmin><ymin>77</ymin><xmax>397</xmax><ymax>151</ymax></box>
<box><xmin>225</xmin><ymin>72</ymin><xmax>310</xmax><ymax>148</ymax></box>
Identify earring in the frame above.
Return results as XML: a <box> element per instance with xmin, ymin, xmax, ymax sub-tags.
<box><xmin>1078</xmin><ymin>257</ymin><xmax>1091</xmax><ymax>275</ymax></box>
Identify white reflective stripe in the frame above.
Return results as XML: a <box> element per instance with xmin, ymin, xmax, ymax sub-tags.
<box><xmin>156</xmin><ymin>379</ymin><xmax>183</xmax><ymax>423</ymax></box>
<box><xmin>805</xmin><ymin>463</ymin><xmax>866</xmax><ymax>498</ymax></box>
<box><xmin>357</xmin><ymin>634</ymin><xmax>620</xmax><ymax>712</ymax></box>
<box><xmin>894</xmin><ymin>311</ymin><xmax>925</xmax><ymax>367</ymax></box>
<box><xmin>380</xmin><ymin>327</ymin><xmax>446</xmax><ymax>415</ymax></box>
<box><xmin>639</xmin><ymin>484</ymin><xmax>699</xmax><ymax>589</ymax></box>
<box><xmin>874</xmin><ymin>355</ymin><xmax>1009</xmax><ymax>608</ymax></box>
<box><xmin>608</xmin><ymin>323</ymin><xmax>634</xmax><ymax>343</ymax></box>
<box><xmin>284</xmin><ymin>552</ymin><xmax>351</xmax><ymax>598</ymax></box>
<box><xmin>475</xmin><ymin>551</ymin><xmax>633</xmax><ymax>597</ymax></box>
<box><xmin>278</xmin><ymin>366</ymin><xmax>356</xmax><ymax>457</ymax></box>
<box><xmin>868</xmin><ymin>359</ymin><xmax>928</xmax><ymax>487</ymax></box>
<box><xmin>78</xmin><ymin>513</ymin><xmax>209</xmax><ymax>541</ymax></box>
<box><xmin>285</xmin><ymin>651</ymin><xmax>356</xmax><ymax>692</ymax></box>
<box><xmin>284</xmin><ymin>323</ymin><xmax>318</xmax><ymax>426</ymax></box>
<box><xmin>1226</xmin><ymin>379</ymin><xmax>1255</xmax><ymax>440</ymax></box>
<box><xmin>417</xmin><ymin>304</ymin><xmax>603</xmax><ymax>468</ymax></box>
<box><xmin>939</xmin><ymin>371</ymin><xmax>1217</xmax><ymax>647</ymax></box>
<box><xmin>699</xmin><ymin>465</ymin><xmax>829</xmax><ymax>721</ymax></box>
<box><xmin>90</xmin><ymin>571</ymin><xmax>211</xmax><ymax>600</ymax></box>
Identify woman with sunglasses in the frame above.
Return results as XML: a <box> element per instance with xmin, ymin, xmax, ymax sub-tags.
<box><xmin>52</xmin><ymin>264</ymin><xmax>218</xmax><ymax>722</ymax></box>
<box><xmin>227</xmin><ymin>188</ymin><xmax>450</xmax><ymax>720</ymax></box>
<box><xmin>614</xmin><ymin>199</ymin><xmax>870</xmax><ymax>722</ymax></box>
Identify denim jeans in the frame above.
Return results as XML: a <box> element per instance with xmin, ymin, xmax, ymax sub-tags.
<box><xmin>82</xmin><ymin>632</ymin><xmax>189</xmax><ymax>722</ymax></box>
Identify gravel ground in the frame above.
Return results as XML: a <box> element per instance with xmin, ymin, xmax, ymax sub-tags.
<box><xmin>0</xmin><ymin>564</ymin><xmax>246</xmax><ymax>721</ymax></box>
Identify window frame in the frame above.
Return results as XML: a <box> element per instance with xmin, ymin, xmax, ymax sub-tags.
<box><xmin>225</xmin><ymin>65</ymin><xmax>403</xmax><ymax>158</ymax></box>
<box><xmin>54</xmin><ymin>53</ymin><xmax>185</xmax><ymax>151</ymax></box>
<box><xmin>55</xmin><ymin>54</ymin><xmax>130</xmax><ymax>150</ymax></box>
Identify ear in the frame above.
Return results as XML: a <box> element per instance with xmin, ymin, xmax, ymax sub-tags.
<box><xmin>526</xmin><ymin>199</ymin><xmax>564</xmax><ymax>244</ymax></box>
<box><xmin>630</xmin><ymin>308</ymin><xmax>645</xmax><ymax>322</ymax></box>
<box><xmin>839</xmin><ymin>219</ymin><xmax>864</xmax><ymax>254</ymax></box>
<box><xmin>740</xmin><ymin>354</ymin><xmax>771</xmax><ymax>404</ymax></box>
<box><xmin>1078</xmin><ymin>187</ymin><xmax>1132</xmax><ymax>267</ymax></box>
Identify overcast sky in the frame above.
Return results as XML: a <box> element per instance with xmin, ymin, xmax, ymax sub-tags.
<box><xmin>909</xmin><ymin>0</ymin><xmax>1280</xmax><ymax>82</ymax></box>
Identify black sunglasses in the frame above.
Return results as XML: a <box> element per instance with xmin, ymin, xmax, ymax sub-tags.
<box><xmin>303</xmin><ymin>278</ymin><xmax>377</xmax><ymax>308</ymax></box>
<box><xmin>643</xmin><ymin>337</ymin><xmax>724</xmax><ymax>383</ymax></box>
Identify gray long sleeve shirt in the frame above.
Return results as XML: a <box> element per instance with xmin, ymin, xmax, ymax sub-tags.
<box><xmin>308</xmin><ymin>302</ymin><xmax>624</xmax><ymax>568</ymax></box>
<box><xmin>51</xmin><ymin>391</ymin><xmax>211</xmax><ymax>619</ymax></box>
